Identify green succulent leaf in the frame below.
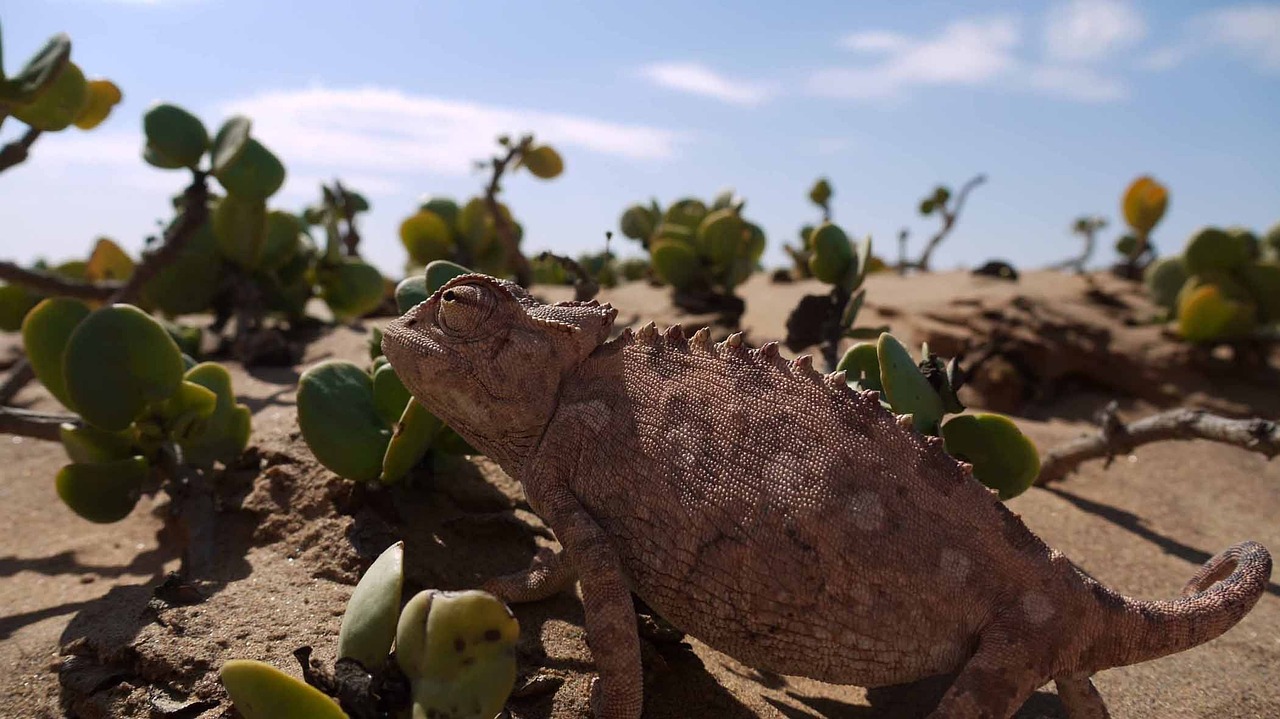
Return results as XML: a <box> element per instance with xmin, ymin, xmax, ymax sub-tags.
<box><xmin>338</xmin><ymin>541</ymin><xmax>405</xmax><ymax>670</ymax></box>
<box><xmin>372</xmin><ymin>364</ymin><xmax>411</xmax><ymax>426</ymax></box>
<box><xmin>212</xmin><ymin>194</ymin><xmax>269</xmax><ymax>269</ymax></box>
<box><xmin>220</xmin><ymin>660</ymin><xmax>350</xmax><ymax>719</ymax></box>
<box><xmin>55</xmin><ymin>456</ymin><xmax>149</xmax><ymax>523</ymax></box>
<box><xmin>419</xmin><ymin>197</ymin><xmax>460</xmax><ymax>227</ymax></box>
<box><xmin>64</xmin><ymin>305</ymin><xmax>186</xmax><ymax>432</ymax></box>
<box><xmin>400</xmin><ymin>210</ymin><xmax>454</xmax><ymax>266</ymax></box>
<box><xmin>142</xmin><ymin>103</ymin><xmax>208</xmax><ymax>169</ymax></box>
<box><xmin>179</xmin><ymin>362</ymin><xmax>252</xmax><ymax>468</ymax></box>
<box><xmin>425</xmin><ymin>260</ymin><xmax>472</xmax><ymax>293</ymax></box>
<box><xmin>396</xmin><ymin>276</ymin><xmax>429</xmax><ymax>314</ymax></box>
<box><xmin>59</xmin><ymin>423</ymin><xmax>139</xmax><ymax>464</ymax></box>
<box><xmin>320</xmin><ymin>259</ymin><xmax>385</xmax><ymax>321</ymax></box>
<box><xmin>20</xmin><ymin>297</ymin><xmax>91</xmax><ymax>411</ymax></box>
<box><xmin>808</xmin><ymin>223</ymin><xmax>853</xmax><ymax>285</ymax></box>
<box><xmin>297</xmin><ymin>360</ymin><xmax>391</xmax><ymax>483</ymax></box>
<box><xmin>0</xmin><ymin>32</ymin><xmax>70</xmax><ymax>104</ymax></box>
<box><xmin>941</xmin><ymin>413</ymin><xmax>1041</xmax><ymax>500</ymax></box>
<box><xmin>876</xmin><ymin>332</ymin><xmax>945</xmax><ymax>435</ymax></box>
<box><xmin>210</xmin><ymin>116</ymin><xmax>252</xmax><ymax>175</ymax></box>
<box><xmin>214</xmin><ymin>138</ymin><xmax>286</xmax><ymax>200</ymax></box>
<box><xmin>381</xmin><ymin>399</ymin><xmax>442</xmax><ymax>484</ymax></box>
<box><xmin>0</xmin><ymin>283</ymin><xmax>41</xmax><ymax>332</ymax></box>
<box><xmin>619</xmin><ymin>204</ymin><xmax>658</xmax><ymax>242</ymax></box>
<box><xmin>519</xmin><ymin>145</ymin><xmax>564</xmax><ymax>179</ymax></box>
<box><xmin>650</xmin><ymin>240</ymin><xmax>699</xmax><ymax>290</ymax></box>
<box><xmin>836</xmin><ymin>342</ymin><xmax>881</xmax><ymax>393</ymax></box>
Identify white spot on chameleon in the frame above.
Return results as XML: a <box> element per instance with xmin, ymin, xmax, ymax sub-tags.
<box><xmin>1022</xmin><ymin>592</ymin><xmax>1056</xmax><ymax>624</ymax></box>
<box><xmin>940</xmin><ymin>549</ymin><xmax>972</xmax><ymax>583</ymax></box>
<box><xmin>848</xmin><ymin>491</ymin><xmax>884</xmax><ymax>531</ymax></box>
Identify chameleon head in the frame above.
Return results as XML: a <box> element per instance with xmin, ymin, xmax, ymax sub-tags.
<box><xmin>381</xmin><ymin>273</ymin><xmax>616</xmax><ymax>456</ymax></box>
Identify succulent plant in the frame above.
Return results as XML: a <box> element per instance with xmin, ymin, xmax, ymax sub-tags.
<box><xmin>617</xmin><ymin>190</ymin><xmax>766</xmax><ymax>311</ymax></box>
<box><xmin>19</xmin><ymin>299</ymin><xmax>250</xmax><ymax>522</ymax></box>
<box><xmin>0</xmin><ymin>28</ymin><xmax>122</xmax><ymax>132</ymax></box>
<box><xmin>838</xmin><ymin>333</ymin><xmax>1041</xmax><ymax>499</ymax></box>
<box><xmin>299</xmin><ymin>261</ymin><xmax>477</xmax><ymax>484</ymax></box>
<box><xmin>1142</xmin><ymin>221</ymin><xmax>1280</xmax><ymax>344</ymax></box>
<box><xmin>222</xmin><ymin>542</ymin><xmax>519</xmax><ymax>719</ymax></box>
<box><xmin>1113</xmin><ymin>175</ymin><xmax>1168</xmax><ymax>273</ymax></box>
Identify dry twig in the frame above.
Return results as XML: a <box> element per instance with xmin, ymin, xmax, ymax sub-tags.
<box><xmin>1036</xmin><ymin>401</ymin><xmax>1280</xmax><ymax>486</ymax></box>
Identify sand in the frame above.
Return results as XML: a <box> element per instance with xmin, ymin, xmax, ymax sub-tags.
<box><xmin>1</xmin><ymin>270</ymin><xmax>1277</xmax><ymax>718</ymax></box>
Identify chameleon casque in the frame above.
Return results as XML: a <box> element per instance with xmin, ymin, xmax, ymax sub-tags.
<box><xmin>381</xmin><ymin>273</ymin><xmax>1272</xmax><ymax>719</ymax></box>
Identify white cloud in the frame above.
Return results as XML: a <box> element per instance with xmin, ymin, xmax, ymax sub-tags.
<box><xmin>811</xmin><ymin>17</ymin><xmax>1022</xmax><ymax>100</ymax></box>
<box><xmin>1139</xmin><ymin>4</ymin><xmax>1280</xmax><ymax>74</ymax></box>
<box><xmin>1028</xmin><ymin>65</ymin><xmax>1127</xmax><ymax>102</ymax></box>
<box><xmin>840</xmin><ymin>31</ymin><xmax>911</xmax><ymax>53</ymax></box>
<box><xmin>1203</xmin><ymin>4</ymin><xmax>1280</xmax><ymax>73</ymax></box>
<box><xmin>1044</xmin><ymin>0</ymin><xmax>1146</xmax><ymax>63</ymax></box>
<box><xmin>221</xmin><ymin>87</ymin><xmax>682</xmax><ymax>180</ymax></box>
<box><xmin>637</xmin><ymin>62</ymin><xmax>777</xmax><ymax>105</ymax></box>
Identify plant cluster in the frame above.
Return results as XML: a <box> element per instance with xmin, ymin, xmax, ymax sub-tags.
<box><xmin>221</xmin><ymin>542</ymin><xmax>519</xmax><ymax>719</ymax></box>
<box><xmin>784</xmin><ymin>221</ymin><xmax>884</xmax><ymax>370</ymax></box>
<box><xmin>20</xmin><ymin>299</ymin><xmax>250</xmax><ymax>522</ymax></box>
<box><xmin>1144</xmin><ymin>223</ymin><xmax>1280</xmax><ymax>343</ymax></box>
<box><xmin>1113</xmin><ymin>175</ymin><xmax>1169</xmax><ymax>276</ymax></box>
<box><xmin>838</xmin><ymin>333</ymin><xmax>1041</xmax><ymax>499</ymax></box>
<box><xmin>297</xmin><ymin>261</ymin><xmax>477</xmax><ymax>485</ymax></box>
<box><xmin>617</xmin><ymin>189</ymin><xmax>766</xmax><ymax>318</ymax></box>
<box><xmin>0</xmin><ymin>25</ymin><xmax>122</xmax><ymax>160</ymax></box>
<box><xmin>399</xmin><ymin>135</ymin><xmax>563</xmax><ymax>284</ymax></box>
<box><xmin>897</xmin><ymin>174</ymin><xmax>987</xmax><ymax>273</ymax></box>
<box><xmin>781</xmin><ymin>178</ymin><xmax>835</xmax><ymax>279</ymax></box>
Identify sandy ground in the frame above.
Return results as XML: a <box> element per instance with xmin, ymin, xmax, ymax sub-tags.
<box><xmin>1</xmin><ymin>270</ymin><xmax>1277</xmax><ymax>718</ymax></box>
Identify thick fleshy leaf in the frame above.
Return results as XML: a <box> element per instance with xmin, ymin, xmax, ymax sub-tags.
<box><xmin>942</xmin><ymin>414</ymin><xmax>1041</xmax><ymax>500</ymax></box>
<box><xmin>400</xmin><ymin>210</ymin><xmax>454</xmax><ymax>266</ymax></box>
<box><xmin>55</xmin><ymin>456</ymin><xmax>149</xmax><ymax>523</ymax></box>
<box><xmin>650</xmin><ymin>240</ymin><xmax>699</xmax><ymax>290</ymax></box>
<box><xmin>12</xmin><ymin>60</ymin><xmax>87</xmax><ymax>132</ymax></box>
<box><xmin>397</xmin><ymin>590</ymin><xmax>519</xmax><ymax>718</ymax></box>
<box><xmin>320</xmin><ymin>260</ymin><xmax>385</xmax><ymax>320</ymax></box>
<box><xmin>836</xmin><ymin>342</ymin><xmax>881</xmax><ymax>393</ymax></box>
<box><xmin>697</xmin><ymin>208</ymin><xmax>745</xmax><ymax>266</ymax></box>
<box><xmin>0</xmin><ymin>283</ymin><xmax>41</xmax><ymax>332</ymax></box>
<box><xmin>59</xmin><ymin>423</ymin><xmax>139</xmax><ymax>464</ymax></box>
<box><xmin>220</xmin><ymin>660</ymin><xmax>349</xmax><ymax>719</ymax></box>
<box><xmin>1183</xmin><ymin>226</ymin><xmax>1253</xmax><ymax>275</ymax></box>
<box><xmin>64</xmin><ymin>305</ymin><xmax>185</xmax><ymax>432</ymax></box>
<box><xmin>260</xmin><ymin>211</ymin><xmax>302</xmax><ymax>270</ymax></box>
<box><xmin>84</xmin><ymin>237</ymin><xmax>135</xmax><ymax>283</ymax></box>
<box><xmin>297</xmin><ymin>360</ymin><xmax>391</xmax><ymax>482</ymax></box>
<box><xmin>1177</xmin><ymin>284</ymin><xmax>1257</xmax><ymax>343</ymax></box>
<box><xmin>21</xmin><ymin>297</ymin><xmax>91</xmax><ymax>410</ymax></box>
<box><xmin>213</xmin><ymin>194</ymin><xmax>269</xmax><ymax>269</ymax></box>
<box><xmin>425</xmin><ymin>260</ymin><xmax>471</xmax><ymax>293</ymax></box>
<box><xmin>214</xmin><ymin>137</ymin><xmax>285</xmax><ymax>200</ymax></box>
<box><xmin>143</xmin><ymin>103</ymin><xmax>208</xmax><ymax>169</ymax></box>
<box><xmin>337</xmin><ymin>541</ymin><xmax>405</xmax><ymax>670</ymax></box>
<box><xmin>155</xmin><ymin>380</ymin><xmax>219</xmax><ymax>442</ymax></box>
<box><xmin>419</xmin><ymin>197</ymin><xmax>460</xmax><ymax>227</ymax></box>
<box><xmin>876</xmin><ymin>333</ymin><xmax>944</xmax><ymax>434</ymax></box>
<box><xmin>1121</xmin><ymin>176</ymin><xmax>1168</xmax><ymax>235</ymax></box>
<box><xmin>381</xmin><ymin>400</ymin><xmax>442</xmax><ymax>484</ymax></box>
<box><xmin>372</xmin><ymin>364</ymin><xmax>411</xmax><ymax>426</ymax></box>
<box><xmin>210</xmin><ymin>116</ymin><xmax>252</xmax><ymax>175</ymax></box>
<box><xmin>0</xmin><ymin>32</ymin><xmax>70</xmax><ymax>104</ymax></box>
<box><xmin>72</xmin><ymin>79</ymin><xmax>123</xmax><ymax>130</ymax></box>
<box><xmin>808</xmin><ymin>223</ymin><xmax>853</xmax><ymax>285</ymax></box>
<box><xmin>396</xmin><ymin>276</ymin><xmax>429</xmax><ymax>314</ymax></box>
<box><xmin>139</xmin><ymin>219</ymin><xmax>224</xmax><ymax>316</ymax></box>
<box><xmin>179</xmin><ymin>362</ymin><xmax>252</xmax><ymax>467</ymax></box>
<box><xmin>519</xmin><ymin>145</ymin><xmax>563</xmax><ymax>179</ymax></box>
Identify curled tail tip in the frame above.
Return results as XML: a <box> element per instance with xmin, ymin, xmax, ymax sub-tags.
<box><xmin>1181</xmin><ymin>540</ymin><xmax>1272</xmax><ymax>598</ymax></box>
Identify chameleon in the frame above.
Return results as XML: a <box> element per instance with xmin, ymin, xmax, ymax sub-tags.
<box><xmin>381</xmin><ymin>273</ymin><xmax>1272</xmax><ymax>718</ymax></box>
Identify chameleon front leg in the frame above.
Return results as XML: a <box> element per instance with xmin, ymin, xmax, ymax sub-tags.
<box><xmin>482</xmin><ymin>545</ymin><xmax>577</xmax><ymax>603</ymax></box>
<box><xmin>531</xmin><ymin>479</ymin><xmax>643</xmax><ymax>719</ymax></box>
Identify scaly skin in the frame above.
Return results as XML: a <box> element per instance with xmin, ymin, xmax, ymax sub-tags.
<box><xmin>382</xmin><ymin>274</ymin><xmax>1272</xmax><ymax>719</ymax></box>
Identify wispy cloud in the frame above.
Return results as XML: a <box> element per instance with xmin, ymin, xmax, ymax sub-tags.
<box><xmin>813</xmin><ymin>17</ymin><xmax>1022</xmax><ymax>100</ymax></box>
<box><xmin>637</xmin><ymin>62</ymin><xmax>777</xmax><ymax>105</ymax></box>
<box><xmin>1044</xmin><ymin>0</ymin><xmax>1146</xmax><ymax>63</ymax></box>
<box><xmin>1141</xmin><ymin>3</ymin><xmax>1280</xmax><ymax>74</ymax></box>
<box><xmin>814</xmin><ymin>11</ymin><xmax>1135</xmax><ymax>103</ymax></box>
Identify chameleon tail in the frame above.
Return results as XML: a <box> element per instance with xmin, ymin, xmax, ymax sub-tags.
<box><xmin>1086</xmin><ymin>541</ymin><xmax>1271</xmax><ymax>672</ymax></box>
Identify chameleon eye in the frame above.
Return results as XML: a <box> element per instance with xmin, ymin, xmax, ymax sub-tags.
<box><xmin>436</xmin><ymin>284</ymin><xmax>492</xmax><ymax>336</ymax></box>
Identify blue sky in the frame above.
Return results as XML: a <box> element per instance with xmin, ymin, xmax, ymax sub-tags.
<box><xmin>2</xmin><ymin>0</ymin><xmax>1278</xmax><ymax>277</ymax></box>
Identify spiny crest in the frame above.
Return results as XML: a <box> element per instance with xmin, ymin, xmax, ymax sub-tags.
<box><xmin>636</xmin><ymin>322</ymin><xmax>658</xmax><ymax>344</ymax></box>
<box><xmin>690</xmin><ymin>327</ymin><xmax>713</xmax><ymax>353</ymax></box>
<box><xmin>530</xmin><ymin>315</ymin><xmax>580</xmax><ymax>333</ymax></box>
<box><xmin>663</xmin><ymin>324</ymin><xmax>687</xmax><ymax>347</ymax></box>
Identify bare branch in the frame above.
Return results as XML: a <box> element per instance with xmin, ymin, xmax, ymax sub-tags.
<box><xmin>483</xmin><ymin>141</ymin><xmax>533</xmax><ymax>287</ymax></box>
<box><xmin>0</xmin><ymin>406</ymin><xmax>80</xmax><ymax>441</ymax></box>
<box><xmin>904</xmin><ymin>174</ymin><xmax>987</xmax><ymax>273</ymax></box>
<box><xmin>535</xmin><ymin>252</ymin><xmax>599</xmax><ymax>301</ymax></box>
<box><xmin>1036</xmin><ymin>402</ymin><xmax>1280</xmax><ymax>486</ymax></box>
<box><xmin>111</xmin><ymin>172</ymin><xmax>209</xmax><ymax>304</ymax></box>
<box><xmin>0</xmin><ymin>262</ymin><xmax>120</xmax><ymax>300</ymax></box>
<box><xmin>0</xmin><ymin>126</ymin><xmax>42</xmax><ymax>174</ymax></box>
